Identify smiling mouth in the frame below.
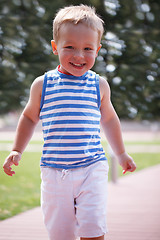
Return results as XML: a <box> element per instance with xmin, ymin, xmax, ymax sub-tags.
<box><xmin>70</xmin><ymin>62</ymin><xmax>86</xmax><ymax>67</ymax></box>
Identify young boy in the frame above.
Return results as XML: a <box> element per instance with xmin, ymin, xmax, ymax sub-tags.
<box><xmin>3</xmin><ymin>5</ymin><xmax>136</xmax><ymax>240</ymax></box>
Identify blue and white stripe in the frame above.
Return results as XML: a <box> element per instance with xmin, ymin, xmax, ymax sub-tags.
<box><xmin>40</xmin><ymin>67</ymin><xmax>107</xmax><ymax>169</ymax></box>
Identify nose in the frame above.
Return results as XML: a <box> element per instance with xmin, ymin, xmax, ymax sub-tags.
<box><xmin>73</xmin><ymin>49</ymin><xmax>84</xmax><ymax>59</ymax></box>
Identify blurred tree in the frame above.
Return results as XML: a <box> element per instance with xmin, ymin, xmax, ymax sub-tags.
<box><xmin>0</xmin><ymin>0</ymin><xmax>159</xmax><ymax>120</ymax></box>
<box><xmin>94</xmin><ymin>0</ymin><xmax>160</xmax><ymax>120</ymax></box>
<box><xmin>0</xmin><ymin>0</ymin><xmax>65</xmax><ymax>114</ymax></box>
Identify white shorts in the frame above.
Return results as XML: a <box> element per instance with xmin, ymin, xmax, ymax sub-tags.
<box><xmin>41</xmin><ymin>161</ymin><xmax>109</xmax><ymax>240</ymax></box>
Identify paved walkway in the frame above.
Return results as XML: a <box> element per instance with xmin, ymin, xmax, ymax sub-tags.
<box><xmin>0</xmin><ymin>165</ymin><xmax>160</xmax><ymax>240</ymax></box>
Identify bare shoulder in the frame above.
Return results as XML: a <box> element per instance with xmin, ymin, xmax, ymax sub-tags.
<box><xmin>31</xmin><ymin>75</ymin><xmax>44</xmax><ymax>94</ymax></box>
<box><xmin>28</xmin><ymin>74</ymin><xmax>45</xmax><ymax>108</ymax></box>
<box><xmin>26</xmin><ymin>75</ymin><xmax>45</xmax><ymax>108</ymax></box>
<box><xmin>99</xmin><ymin>76</ymin><xmax>111</xmax><ymax>101</ymax></box>
<box><xmin>23</xmin><ymin>75</ymin><xmax>45</xmax><ymax>123</ymax></box>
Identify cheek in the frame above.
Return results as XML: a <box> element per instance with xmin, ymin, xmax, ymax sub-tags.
<box><xmin>58</xmin><ymin>53</ymin><xmax>68</xmax><ymax>64</ymax></box>
<box><xmin>60</xmin><ymin>51</ymin><xmax>71</xmax><ymax>61</ymax></box>
<box><xmin>86</xmin><ymin>53</ymin><xmax>97</xmax><ymax>63</ymax></box>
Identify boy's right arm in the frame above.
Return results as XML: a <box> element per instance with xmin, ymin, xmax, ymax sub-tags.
<box><xmin>3</xmin><ymin>75</ymin><xmax>44</xmax><ymax>176</ymax></box>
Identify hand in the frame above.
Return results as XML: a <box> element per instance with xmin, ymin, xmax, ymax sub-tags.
<box><xmin>117</xmin><ymin>152</ymin><xmax>136</xmax><ymax>174</ymax></box>
<box><xmin>3</xmin><ymin>151</ymin><xmax>22</xmax><ymax>176</ymax></box>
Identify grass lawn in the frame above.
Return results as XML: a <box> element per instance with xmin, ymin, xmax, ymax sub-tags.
<box><xmin>116</xmin><ymin>152</ymin><xmax>160</xmax><ymax>177</ymax></box>
<box><xmin>0</xmin><ymin>140</ymin><xmax>160</xmax><ymax>220</ymax></box>
<box><xmin>0</xmin><ymin>151</ymin><xmax>41</xmax><ymax>220</ymax></box>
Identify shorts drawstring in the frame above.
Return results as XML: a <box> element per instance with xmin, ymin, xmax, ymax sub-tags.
<box><xmin>61</xmin><ymin>169</ymin><xmax>69</xmax><ymax>180</ymax></box>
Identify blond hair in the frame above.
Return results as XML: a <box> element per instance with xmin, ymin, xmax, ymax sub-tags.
<box><xmin>53</xmin><ymin>5</ymin><xmax>104</xmax><ymax>43</ymax></box>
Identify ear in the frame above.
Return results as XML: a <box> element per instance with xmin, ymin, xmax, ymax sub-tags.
<box><xmin>96</xmin><ymin>44</ymin><xmax>102</xmax><ymax>57</ymax></box>
<box><xmin>51</xmin><ymin>40</ymin><xmax>58</xmax><ymax>55</ymax></box>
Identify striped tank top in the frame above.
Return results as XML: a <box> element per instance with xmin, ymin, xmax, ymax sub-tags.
<box><xmin>40</xmin><ymin>66</ymin><xmax>107</xmax><ymax>169</ymax></box>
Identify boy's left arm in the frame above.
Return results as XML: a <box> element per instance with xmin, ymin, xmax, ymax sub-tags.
<box><xmin>99</xmin><ymin>77</ymin><xmax>136</xmax><ymax>174</ymax></box>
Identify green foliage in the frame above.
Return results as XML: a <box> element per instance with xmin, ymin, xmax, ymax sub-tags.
<box><xmin>0</xmin><ymin>0</ymin><xmax>160</xmax><ymax>119</ymax></box>
<box><xmin>94</xmin><ymin>0</ymin><xmax>160</xmax><ymax>120</ymax></box>
<box><xmin>0</xmin><ymin>0</ymin><xmax>65</xmax><ymax>114</ymax></box>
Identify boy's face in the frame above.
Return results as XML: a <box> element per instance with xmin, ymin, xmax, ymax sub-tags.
<box><xmin>51</xmin><ymin>22</ymin><xmax>101</xmax><ymax>76</ymax></box>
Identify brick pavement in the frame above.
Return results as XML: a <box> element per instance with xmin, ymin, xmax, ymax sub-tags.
<box><xmin>107</xmin><ymin>164</ymin><xmax>160</xmax><ymax>240</ymax></box>
<box><xmin>0</xmin><ymin>165</ymin><xmax>160</xmax><ymax>240</ymax></box>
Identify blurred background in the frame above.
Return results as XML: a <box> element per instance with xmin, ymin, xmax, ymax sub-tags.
<box><xmin>0</xmin><ymin>0</ymin><xmax>160</xmax><ymax>125</ymax></box>
<box><xmin>0</xmin><ymin>0</ymin><xmax>160</xmax><ymax>223</ymax></box>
